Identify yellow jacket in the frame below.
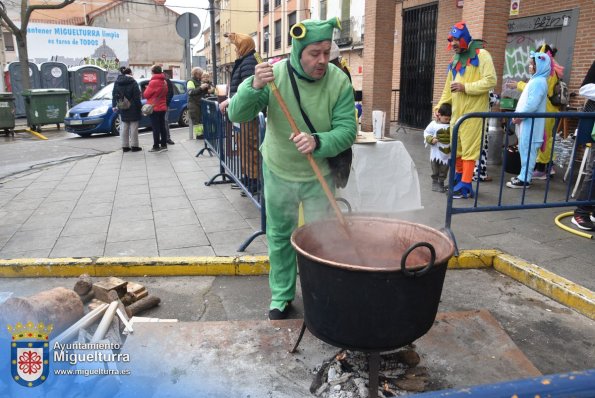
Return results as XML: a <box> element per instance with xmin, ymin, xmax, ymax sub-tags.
<box><xmin>436</xmin><ymin>49</ymin><xmax>497</xmax><ymax>160</ymax></box>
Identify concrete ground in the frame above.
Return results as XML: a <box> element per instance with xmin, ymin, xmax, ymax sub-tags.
<box><xmin>0</xmin><ymin>122</ymin><xmax>593</xmax><ymax>395</ymax></box>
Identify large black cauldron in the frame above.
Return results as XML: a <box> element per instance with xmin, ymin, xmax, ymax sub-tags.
<box><xmin>291</xmin><ymin>216</ymin><xmax>455</xmax><ymax>352</ymax></box>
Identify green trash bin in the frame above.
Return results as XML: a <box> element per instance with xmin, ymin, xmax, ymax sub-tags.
<box><xmin>0</xmin><ymin>92</ymin><xmax>16</xmax><ymax>133</ymax></box>
<box><xmin>22</xmin><ymin>88</ymin><xmax>70</xmax><ymax>131</ymax></box>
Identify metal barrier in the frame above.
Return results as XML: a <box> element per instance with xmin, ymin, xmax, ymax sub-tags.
<box><xmin>445</xmin><ymin>111</ymin><xmax>595</xmax><ymax>251</ymax></box>
<box><xmin>412</xmin><ymin>368</ymin><xmax>595</xmax><ymax>397</ymax></box>
<box><xmin>197</xmin><ymin>99</ymin><xmax>266</xmax><ymax>251</ymax></box>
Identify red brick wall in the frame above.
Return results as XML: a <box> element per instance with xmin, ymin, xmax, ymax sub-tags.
<box><xmin>385</xmin><ymin>0</ymin><xmax>594</xmax><ymax>126</ymax></box>
<box><xmin>362</xmin><ymin>0</ymin><xmax>397</xmax><ymax>132</ymax></box>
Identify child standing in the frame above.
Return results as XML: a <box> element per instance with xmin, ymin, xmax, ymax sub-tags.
<box><xmin>424</xmin><ymin>103</ymin><xmax>452</xmax><ymax>192</ymax></box>
<box><xmin>507</xmin><ymin>52</ymin><xmax>551</xmax><ymax>189</ymax></box>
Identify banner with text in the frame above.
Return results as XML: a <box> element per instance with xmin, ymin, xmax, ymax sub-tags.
<box><xmin>26</xmin><ymin>23</ymin><xmax>128</xmax><ymax>69</ymax></box>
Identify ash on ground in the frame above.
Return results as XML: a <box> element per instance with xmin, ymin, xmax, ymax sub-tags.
<box><xmin>310</xmin><ymin>346</ymin><xmax>429</xmax><ymax>398</ymax></box>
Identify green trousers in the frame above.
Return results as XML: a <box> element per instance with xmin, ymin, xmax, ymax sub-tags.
<box><xmin>263</xmin><ymin>162</ymin><xmax>334</xmax><ymax>311</ymax></box>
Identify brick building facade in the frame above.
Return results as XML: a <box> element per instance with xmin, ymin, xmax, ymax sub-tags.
<box><xmin>362</xmin><ymin>0</ymin><xmax>595</xmax><ymax>133</ymax></box>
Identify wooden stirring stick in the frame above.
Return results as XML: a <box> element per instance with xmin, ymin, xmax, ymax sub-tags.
<box><xmin>254</xmin><ymin>53</ymin><xmax>347</xmax><ymax>226</ymax></box>
<box><xmin>254</xmin><ymin>53</ymin><xmax>346</xmax><ymax>226</ymax></box>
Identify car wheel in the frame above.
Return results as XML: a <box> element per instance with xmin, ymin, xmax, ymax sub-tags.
<box><xmin>178</xmin><ymin>108</ymin><xmax>189</xmax><ymax>127</ymax></box>
<box><xmin>111</xmin><ymin>116</ymin><xmax>121</xmax><ymax>136</ymax></box>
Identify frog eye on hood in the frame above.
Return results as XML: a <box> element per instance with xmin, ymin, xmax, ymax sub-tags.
<box><xmin>290</xmin><ymin>23</ymin><xmax>306</xmax><ymax>40</ymax></box>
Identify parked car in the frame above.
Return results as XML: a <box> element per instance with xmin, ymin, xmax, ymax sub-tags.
<box><xmin>64</xmin><ymin>79</ymin><xmax>189</xmax><ymax>137</ymax></box>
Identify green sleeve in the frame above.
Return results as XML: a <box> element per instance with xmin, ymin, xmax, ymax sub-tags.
<box><xmin>227</xmin><ymin>76</ymin><xmax>270</xmax><ymax>122</ymax></box>
<box><xmin>312</xmin><ymin>82</ymin><xmax>357</xmax><ymax>159</ymax></box>
<box><xmin>465</xmin><ymin>50</ymin><xmax>497</xmax><ymax>95</ymax></box>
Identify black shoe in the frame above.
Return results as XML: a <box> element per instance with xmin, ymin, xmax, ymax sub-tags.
<box><xmin>167</xmin><ymin>139</ymin><xmax>175</xmax><ymax>145</ymax></box>
<box><xmin>122</xmin><ymin>147</ymin><xmax>131</xmax><ymax>152</ymax></box>
<box><xmin>506</xmin><ymin>177</ymin><xmax>531</xmax><ymax>189</ymax></box>
<box><xmin>571</xmin><ymin>215</ymin><xmax>595</xmax><ymax>231</ymax></box>
<box><xmin>131</xmin><ymin>147</ymin><xmax>142</xmax><ymax>152</ymax></box>
<box><xmin>149</xmin><ymin>147</ymin><xmax>161</xmax><ymax>153</ymax></box>
<box><xmin>268</xmin><ymin>302</ymin><xmax>291</xmax><ymax>320</ymax></box>
<box><xmin>160</xmin><ymin>146</ymin><xmax>168</xmax><ymax>152</ymax></box>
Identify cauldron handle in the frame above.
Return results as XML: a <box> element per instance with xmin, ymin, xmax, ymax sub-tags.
<box><xmin>401</xmin><ymin>242</ymin><xmax>436</xmax><ymax>278</ymax></box>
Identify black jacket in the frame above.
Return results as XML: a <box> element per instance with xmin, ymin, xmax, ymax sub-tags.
<box><xmin>229</xmin><ymin>50</ymin><xmax>257</xmax><ymax>97</ymax></box>
<box><xmin>112</xmin><ymin>75</ymin><xmax>142</xmax><ymax>122</ymax></box>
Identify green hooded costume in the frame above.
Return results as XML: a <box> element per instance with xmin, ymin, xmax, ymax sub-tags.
<box><xmin>228</xmin><ymin>17</ymin><xmax>357</xmax><ymax>313</ymax></box>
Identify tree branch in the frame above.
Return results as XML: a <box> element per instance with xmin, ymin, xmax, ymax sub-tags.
<box><xmin>25</xmin><ymin>0</ymin><xmax>76</xmax><ymax>21</ymax></box>
<box><xmin>0</xmin><ymin>5</ymin><xmax>21</xmax><ymax>35</ymax></box>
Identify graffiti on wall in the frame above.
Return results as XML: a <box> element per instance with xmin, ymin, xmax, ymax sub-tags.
<box><xmin>502</xmin><ymin>34</ymin><xmax>548</xmax><ymax>98</ymax></box>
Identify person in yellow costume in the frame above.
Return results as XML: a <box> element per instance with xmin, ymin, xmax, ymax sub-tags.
<box><xmin>511</xmin><ymin>44</ymin><xmax>564</xmax><ymax>179</ymax></box>
<box><xmin>435</xmin><ymin>21</ymin><xmax>497</xmax><ymax>199</ymax></box>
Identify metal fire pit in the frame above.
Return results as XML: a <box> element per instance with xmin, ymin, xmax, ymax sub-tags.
<box><xmin>290</xmin><ymin>216</ymin><xmax>455</xmax><ymax>397</ymax></box>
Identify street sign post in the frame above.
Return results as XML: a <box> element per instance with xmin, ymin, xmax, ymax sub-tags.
<box><xmin>176</xmin><ymin>12</ymin><xmax>201</xmax><ymax>140</ymax></box>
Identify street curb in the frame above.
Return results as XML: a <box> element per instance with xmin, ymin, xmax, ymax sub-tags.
<box><xmin>0</xmin><ymin>251</ymin><xmax>593</xmax><ymax>320</ymax></box>
<box><xmin>448</xmin><ymin>250</ymin><xmax>595</xmax><ymax>321</ymax></box>
<box><xmin>0</xmin><ymin>256</ymin><xmax>269</xmax><ymax>277</ymax></box>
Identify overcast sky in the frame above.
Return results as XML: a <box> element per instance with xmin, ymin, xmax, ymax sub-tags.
<box><xmin>165</xmin><ymin>0</ymin><xmax>210</xmax><ymax>49</ymax></box>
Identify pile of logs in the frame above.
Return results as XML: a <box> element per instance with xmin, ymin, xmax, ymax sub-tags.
<box><xmin>54</xmin><ymin>275</ymin><xmax>163</xmax><ymax>345</ymax></box>
<box><xmin>0</xmin><ymin>274</ymin><xmax>166</xmax><ymax>345</ymax></box>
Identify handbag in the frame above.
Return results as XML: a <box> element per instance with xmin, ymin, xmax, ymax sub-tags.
<box><xmin>141</xmin><ymin>103</ymin><xmax>153</xmax><ymax>116</ymax></box>
<box><xmin>286</xmin><ymin>61</ymin><xmax>353</xmax><ymax>188</ymax></box>
<box><xmin>116</xmin><ymin>96</ymin><xmax>131</xmax><ymax>110</ymax></box>
<box><xmin>141</xmin><ymin>81</ymin><xmax>167</xmax><ymax>116</ymax></box>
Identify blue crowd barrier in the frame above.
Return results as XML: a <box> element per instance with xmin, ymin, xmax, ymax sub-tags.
<box><xmin>413</xmin><ymin>368</ymin><xmax>595</xmax><ymax>397</ymax></box>
<box><xmin>198</xmin><ymin>99</ymin><xmax>266</xmax><ymax>251</ymax></box>
<box><xmin>445</xmin><ymin>111</ymin><xmax>595</xmax><ymax>250</ymax></box>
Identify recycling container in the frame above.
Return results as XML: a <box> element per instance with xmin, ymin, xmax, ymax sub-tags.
<box><xmin>22</xmin><ymin>88</ymin><xmax>70</xmax><ymax>130</ymax></box>
<box><xmin>0</xmin><ymin>92</ymin><xmax>16</xmax><ymax>132</ymax></box>
<box><xmin>7</xmin><ymin>61</ymin><xmax>41</xmax><ymax>117</ymax></box>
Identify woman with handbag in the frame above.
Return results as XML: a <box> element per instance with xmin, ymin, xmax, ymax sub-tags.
<box><xmin>143</xmin><ymin>65</ymin><xmax>169</xmax><ymax>152</ymax></box>
<box><xmin>111</xmin><ymin>66</ymin><xmax>142</xmax><ymax>152</ymax></box>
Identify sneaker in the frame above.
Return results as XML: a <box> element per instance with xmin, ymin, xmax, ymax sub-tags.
<box><xmin>268</xmin><ymin>303</ymin><xmax>291</xmax><ymax>320</ymax></box>
<box><xmin>431</xmin><ymin>181</ymin><xmax>442</xmax><ymax>192</ymax></box>
<box><xmin>571</xmin><ymin>215</ymin><xmax>595</xmax><ymax>231</ymax></box>
<box><xmin>122</xmin><ymin>147</ymin><xmax>131</xmax><ymax>152</ymax></box>
<box><xmin>131</xmin><ymin>147</ymin><xmax>142</xmax><ymax>152</ymax></box>
<box><xmin>160</xmin><ymin>146</ymin><xmax>168</xmax><ymax>152</ymax></box>
<box><xmin>148</xmin><ymin>147</ymin><xmax>161</xmax><ymax>153</ymax></box>
<box><xmin>506</xmin><ymin>177</ymin><xmax>531</xmax><ymax>189</ymax></box>
<box><xmin>452</xmin><ymin>189</ymin><xmax>473</xmax><ymax>199</ymax></box>
<box><xmin>532</xmin><ymin>170</ymin><xmax>547</xmax><ymax>180</ymax></box>
<box><xmin>166</xmin><ymin>139</ymin><xmax>175</xmax><ymax>145</ymax></box>
<box><xmin>451</xmin><ymin>181</ymin><xmax>474</xmax><ymax>199</ymax></box>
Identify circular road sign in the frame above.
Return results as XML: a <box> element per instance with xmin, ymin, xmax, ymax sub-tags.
<box><xmin>176</xmin><ymin>12</ymin><xmax>201</xmax><ymax>40</ymax></box>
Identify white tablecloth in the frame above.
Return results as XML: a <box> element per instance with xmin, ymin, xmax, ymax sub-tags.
<box><xmin>336</xmin><ymin>140</ymin><xmax>421</xmax><ymax>213</ymax></box>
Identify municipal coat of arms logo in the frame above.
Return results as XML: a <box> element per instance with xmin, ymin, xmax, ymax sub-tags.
<box><xmin>8</xmin><ymin>321</ymin><xmax>53</xmax><ymax>387</ymax></box>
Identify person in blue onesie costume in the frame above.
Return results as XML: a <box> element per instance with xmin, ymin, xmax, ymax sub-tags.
<box><xmin>507</xmin><ymin>51</ymin><xmax>551</xmax><ymax>189</ymax></box>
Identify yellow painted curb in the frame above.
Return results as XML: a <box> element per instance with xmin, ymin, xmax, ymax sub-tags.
<box><xmin>447</xmin><ymin>249</ymin><xmax>501</xmax><ymax>269</ymax></box>
<box><xmin>494</xmin><ymin>254</ymin><xmax>595</xmax><ymax>320</ymax></box>
<box><xmin>1</xmin><ymin>253</ymin><xmax>593</xmax><ymax>321</ymax></box>
<box><xmin>0</xmin><ymin>258</ymin><xmax>94</xmax><ymax>277</ymax></box>
<box><xmin>0</xmin><ymin>256</ymin><xmax>270</xmax><ymax>278</ymax></box>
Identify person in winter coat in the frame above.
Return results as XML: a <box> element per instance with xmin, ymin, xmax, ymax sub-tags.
<box><xmin>434</xmin><ymin>22</ymin><xmax>497</xmax><ymax>199</ymax></box>
<box><xmin>111</xmin><ymin>66</ymin><xmax>142</xmax><ymax>152</ymax></box>
<box><xmin>220</xmin><ymin>32</ymin><xmax>260</xmax><ymax>194</ymax></box>
<box><xmin>228</xmin><ymin>18</ymin><xmax>356</xmax><ymax>320</ymax></box>
<box><xmin>187</xmin><ymin>67</ymin><xmax>210</xmax><ymax>138</ymax></box>
<box><xmin>571</xmin><ymin>60</ymin><xmax>595</xmax><ymax>231</ymax></box>
<box><xmin>506</xmin><ymin>52</ymin><xmax>551</xmax><ymax>189</ymax></box>
<box><xmin>143</xmin><ymin>65</ymin><xmax>169</xmax><ymax>152</ymax></box>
